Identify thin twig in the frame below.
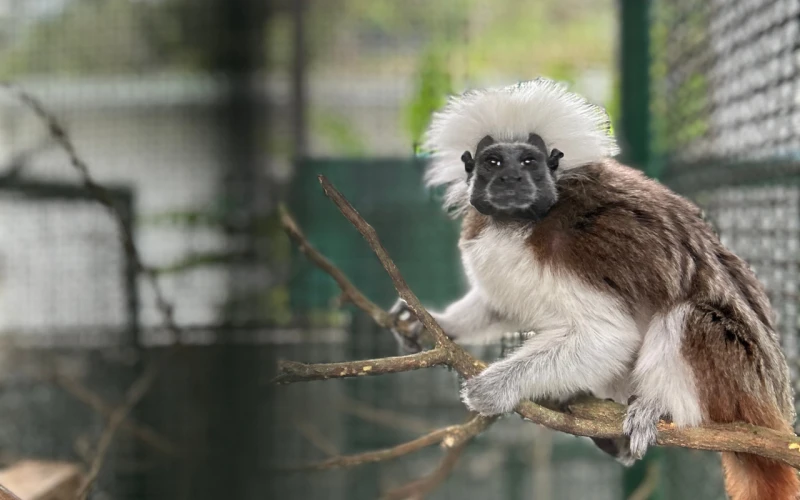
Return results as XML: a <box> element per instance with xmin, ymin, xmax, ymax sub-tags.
<box><xmin>0</xmin><ymin>84</ymin><xmax>183</xmax><ymax>500</ymax></box>
<box><xmin>380</xmin><ymin>443</ymin><xmax>468</xmax><ymax>500</ymax></box>
<box><xmin>335</xmin><ymin>397</ymin><xmax>435</xmax><ymax>435</ymax></box>
<box><xmin>76</xmin><ymin>362</ymin><xmax>161</xmax><ymax>499</ymax></box>
<box><xmin>280</xmin><ymin>426</ymin><xmax>453</xmax><ymax>472</ymax></box>
<box><xmin>294</xmin><ymin>422</ymin><xmax>340</xmax><ymax>457</ymax></box>
<box><xmin>627</xmin><ymin>461</ymin><xmax>660</xmax><ymax>500</ymax></box>
<box><xmin>279</xmin><ymin>204</ymin><xmax>390</xmax><ymax>327</ymax></box>
<box><xmin>317</xmin><ymin>177</ymin><xmax>460</xmax><ymax>356</ymax></box>
<box><xmin>52</xmin><ymin>374</ymin><xmax>180</xmax><ymax>457</ymax></box>
<box><xmin>279</xmin><ymin>414</ymin><xmax>494</xmax><ymax>472</ymax></box>
<box><xmin>279</xmin><ymin>205</ymin><xmax>425</xmax><ymax>347</ymax></box>
<box><xmin>380</xmin><ymin>414</ymin><xmax>494</xmax><ymax>500</ymax></box>
<box><xmin>0</xmin><ymin>83</ymin><xmax>179</xmax><ymax>342</ymax></box>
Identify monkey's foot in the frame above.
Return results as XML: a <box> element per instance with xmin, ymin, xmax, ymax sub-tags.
<box><xmin>622</xmin><ymin>399</ymin><xmax>660</xmax><ymax>460</ymax></box>
<box><xmin>388</xmin><ymin>298</ymin><xmax>423</xmax><ymax>354</ymax></box>
<box><xmin>460</xmin><ymin>366</ymin><xmax>519</xmax><ymax>416</ymax></box>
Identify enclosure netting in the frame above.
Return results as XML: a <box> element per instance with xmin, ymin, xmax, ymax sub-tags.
<box><xmin>0</xmin><ymin>0</ymin><xmax>797</xmax><ymax>499</ymax></box>
<box><xmin>651</xmin><ymin>1</ymin><xmax>800</xmax><ymax>496</ymax></box>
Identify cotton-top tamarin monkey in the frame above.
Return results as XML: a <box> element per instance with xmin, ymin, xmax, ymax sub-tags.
<box><xmin>390</xmin><ymin>79</ymin><xmax>797</xmax><ymax>500</ymax></box>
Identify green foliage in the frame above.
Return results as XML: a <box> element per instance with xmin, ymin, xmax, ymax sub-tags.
<box><xmin>649</xmin><ymin>1</ymin><xmax>709</xmax><ymax>159</ymax></box>
<box><xmin>312</xmin><ymin>111</ymin><xmax>367</xmax><ymax>156</ymax></box>
<box><xmin>150</xmin><ymin>251</ymin><xmax>250</xmax><ymax>275</ymax></box>
<box><xmin>0</xmin><ymin>0</ymin><xmax>224</xmax><ymax>77</ymax></box>
<box><xmin>140</xmin><ymin>209</ymin><xmax>225</xmax><ymax>228</ymax></box>
<box><xmin>306</xmin><ymin>308</ymin><xmax>349</xmax><ymax>328</ymax></box>
<box><xmin>264</xmin><ymin>286</ymin><xmax>293</xmax><ymax>326</ymax></box>
<box><xmin>544</xmin><ymin>61</ymin><xmax>578</xmax><ymax>86</ymax></box>
<box><xmin>453</xmin><ymin>2</ymin><xmax>614</xmax><ymax>80</ymax></box>
<box><xmin>606</xmin><ymin>74</ymin><xmax>620</xmax><ymax>139</ymax></box>
<box><xmin>403</xmin><ymin>49</ymin><xmax>453</xmax><ymax>152</ymax></box>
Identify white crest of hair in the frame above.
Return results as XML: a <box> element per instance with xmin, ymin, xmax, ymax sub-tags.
<box><xmin>424</xmin><ymin>78</ymin><xmax>620</xmax><ymax>215</ymax></box>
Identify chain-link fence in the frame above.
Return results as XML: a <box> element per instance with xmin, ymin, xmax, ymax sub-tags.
<box><xmin>649</xmin><ymin>0</ymin><xmax>800</xmax><ymax>497</ymax></box>
<box><xmin>1</xmin><ymin>0</ymin><xmax>796</xmax><ymax>499</ymax></box>
<box><xmin>0</xmin><ymin>1</ymin><xmax>623</xmax><ymax>499</ymax></box>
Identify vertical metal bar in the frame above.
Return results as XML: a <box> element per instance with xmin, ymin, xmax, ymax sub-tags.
<box><xmin>203</xmin><ymin>0</ymin><xmax>267</xmax><ymax>498</ymax></box>
<box><xmin>619</xmin><ymin>0</ymin><xmax>653</xmax><ymax>176</ymax></box>
<box><xmin>291</xmin><ymin>0</ymin><xmax>309</xmax><ymax>160</ymax></box>
<box><xmin>619</xmin><ymin>1</ymin><xmax>664</xmax><ymax>498</ymax></box>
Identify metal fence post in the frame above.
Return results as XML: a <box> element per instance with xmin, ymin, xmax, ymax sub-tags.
<box><xmin>619</xmin><ymin>0</ymin><xmax>652</xmax><ymax>176</ymax></box>
<box><xmin>619</xmin><ymin>1</ymin><xmax>664</xmax><ymax>499</ymax></box>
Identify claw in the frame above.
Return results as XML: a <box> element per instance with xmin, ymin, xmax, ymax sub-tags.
<box><xmin>622</xmin><ymin>399</ymin><xmax>661</xmax><ymax>460</ymax></box>
<box><xmin>388</xmin><ymin>298</ymin><xmax>423</xmax><ymax>354</ymax></box>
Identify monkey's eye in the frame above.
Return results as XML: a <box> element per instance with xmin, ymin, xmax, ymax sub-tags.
<box><xmin>521</xmin><ymin>157</ymin><xmax>536</xmax><ymax>166</ymax></box>
<box><xmin>486</xmin><ymin>156</ymin><xmax>502</xmax><ymax>167</ymax></box>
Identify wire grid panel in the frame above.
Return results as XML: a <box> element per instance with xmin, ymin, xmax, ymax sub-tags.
<box><xmin>653</xmin><ymin>0</ymin><xmax>800</xmax><ymax>411</ymax></box>
<box><xmin>651</xmin><ymin>0</ymin><xmax>800</xmax><ymax>164</ymax></box>
<box><xmin>651</xmin><ymin>0</ymin><xmax>800</xmax><ymax>495</ymax></box>
<box><xmin>0</xmin><ymin>184</ymin><xmax>135</xmax><ymax>347</ymax></box>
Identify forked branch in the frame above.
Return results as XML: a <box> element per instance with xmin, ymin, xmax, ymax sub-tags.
<box><xmin>279</xmin><ymin>414</ymin><xmax>494</xmax><ymax>472</ymax></box>
<box><xmin>275</xmin><ymin>176</ymin><xmax>800</xmax><ymax>498</ymax></box>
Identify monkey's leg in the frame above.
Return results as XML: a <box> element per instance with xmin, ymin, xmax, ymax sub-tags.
<box><xmin>461</xmin><ymin>322</ymin><xmax>639</xmax><ymax>416</ymax></box>
<box><xmin>624</xmin><ymin>305</ymin><xmax>703</xmax><ymax>459</ymax></box>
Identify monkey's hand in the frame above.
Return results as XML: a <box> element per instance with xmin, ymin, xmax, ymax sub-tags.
<box><xmin>388</xmin><ymin>298</ymin><xmax>425</xmax><ymax>354</ymax></box>
<box><xmin>460</xmin><ymin>362</ymin><xmax>520</xmax><ymax>416</ymax></box>
<box><xmin>622</xmin><ymin>396</ymin><xmax>661</xmax><ymax>460</ymax></box>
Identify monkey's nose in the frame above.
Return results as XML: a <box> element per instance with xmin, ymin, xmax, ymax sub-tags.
<box><xmin>499</xmin><ymin>175</ymin><xmax>523</xmax><ymax>183</ymax></box>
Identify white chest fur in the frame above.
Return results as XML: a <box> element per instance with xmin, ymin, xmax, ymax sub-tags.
<box><xmin>460</xmin><ymin>224</ymin><xmax>637</xmax><ymax>338</ymax></box>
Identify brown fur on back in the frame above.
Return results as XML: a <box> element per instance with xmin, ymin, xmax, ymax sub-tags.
<box><xmin>460</xmin><ymin>159</ymin><xmax>797</xmax><ymax>498</ymax></box>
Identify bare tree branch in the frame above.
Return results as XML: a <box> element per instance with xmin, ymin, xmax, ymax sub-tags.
<box><xmin>335</xmin><ymin>397</ymin><xmax>436</xmax><ymax>435</ymax></box>
<box><xmin>627</xmin><ymin>461</ymin><xmax>660</xmax><ymax>500</ymax></box>
<box><xmin>279</xmin><ymin>204</ymin><xmax>426</xmax><ymax>347</ymax></box>
<box><xmin>317</xmin><ymin>177</ymin><xmax>479</xmax><ymax>370</ymax></box>
<box><xmin>280</xmin><ymin>414</ymin><xmax>495</xmax><ymax>472</ymax></box>
<box><xmin>272</xmin><ymin>349</ymin><xmax>449</xmax><ymax>384</ymax></box>
<box><xmin>52</xmin><ymin>374</ymin><xmax>180</xmax><ymax>457</ymax></box>
<box><xmin>275</xmin><ymin>176</ymin><xmax>800</xmax><ymax>498</ymax></box>
<box><xmin>294</xmin><ymin>422</ymin><xmax>340</xmax><ymax>457</ymax></box>
<box><xmin>0</xmin><ymin>83</ymin><xmax>179</xmax><ymax>342</ymax></box>
<box><xmin>379</xmin><ymin>414</ymin><xmax>494</xmax><ymax>500</ymax></box>
<box><xmin>380</xmin><ymin>443</ymin><xmax>468</xmax><ymax>500</ymax></box>
<box><xmin>76</xmin><ymin>362</ymin><xmax>161</xmax><ymax>499</ymax></box>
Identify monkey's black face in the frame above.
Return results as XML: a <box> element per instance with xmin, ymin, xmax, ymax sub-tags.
<box><xmin>464</xmin><ymin>135</ymin><xmax>562</xmax><ymax>221</ymax></box>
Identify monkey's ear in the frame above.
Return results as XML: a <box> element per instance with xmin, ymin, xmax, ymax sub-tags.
<box><xmin>526</xmin><ymin>133</ymin><xmax>547</xmax><ymax>154</ymax></box>
<box><xmin>547</xmin><ymin>148</ymin><xmax>564</xmax><ymax>171</ymax></box>
<box><xmin>475</xmin><ymin>135</ymin><xmax>495</xmax><ymax>155</ymax></box>
<box><xmin>461</xmin><ymin>151</ymin><xmax>475</xmax><ymax>175</ymax></box>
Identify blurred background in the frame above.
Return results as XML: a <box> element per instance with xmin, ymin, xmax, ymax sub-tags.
<box><xmin>0</xmin><ymin>0</ymin><xmax>796</xmax><ymax>498</ymax></box>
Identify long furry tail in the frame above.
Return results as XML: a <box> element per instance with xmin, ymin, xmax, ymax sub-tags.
<box><xmin>722</xmin><ymin>452</ymin><xmax>799</xmax><ymax>500</ymax></box>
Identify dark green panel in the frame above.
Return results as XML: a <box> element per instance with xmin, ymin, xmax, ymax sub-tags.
<box><xmin>619</xmin><ymin>0</ymin><xmax>651</xmax><ymax>175</ymax></box>
<box><xmin>287</xmin><ymin>158</ymin><xmax>464</xmax><ymax>318</ymax></box>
